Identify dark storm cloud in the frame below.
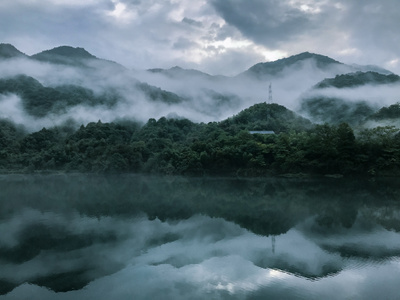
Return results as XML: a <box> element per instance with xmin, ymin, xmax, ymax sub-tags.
<box><xmin>209</xmin><ymin>0</ymin><xmax>400</xmax><ymax>73</ymax></box>
<box><xmin>182</xmin><ymin>17</ymin><xmax>203</xmax><ymax>28</ymax></box>
<box><xmin>0</xmin><ymin>0</ymin><xmax>400</xmax><ymax>75</ymax></box>
<box><xmin>209</xmin><ymin>0</ymin><xmax>313</xmax><ymax>47</ymax></box>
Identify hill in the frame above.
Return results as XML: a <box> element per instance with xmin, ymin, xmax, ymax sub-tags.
<box><xmin>239</xmin><ymin>52</ymin><xmax>342</xmax><ymax>79</ymax></box>
<box><xmin>0</xmin><ymin>74</ymin><xmax>187</xmax><ymax>118</ymax></box>
<box><xmin>31</xmin><ymin>46</ymin><xmax>96</xmax><ymax>64</ymax></box>
<box><xmin>299</xmin><ymin>97</ymin><xmax>376</xmax><ymax>126</ymax></box>
<box><xmin>315</xmin><ymin>71</ymin><xmax>400</xmax><ymax>89</ymax></box>
<box><xmin>148</xmin><ymin>66</ymin><xmax>214</xmax><ymax>79</ymax></box>
<box><xmin>0</xmin><ymin>75</ymin><xmax>119</xmax><ymax>117</ymax></box>
<box><xmin>367</xmin><ymin>103</ymin><xmax>400</xmax><ymax>121</ymax></box>
<box><xmin>30</xmin><ymin>46</ymin><xmax>125</xmax><ymax>72</ymax></box>
<box><xmin>220</xmin><ymin>102</ymin><xmax>313</xmax><ymax>133</ymax></box>
<box><xmin>0</xmin><ymin>43</ymin><xmax>27</xmax><ymax>59</ymax></box>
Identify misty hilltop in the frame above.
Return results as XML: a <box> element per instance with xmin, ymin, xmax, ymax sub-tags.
<box><xmin>31</xmin><ymin>46</ymin><xmax>98</xmax><ymax>65</ymax></box>
<box><xmin>0</xmin><ymin>43</ymin><xmax>399</xmax><ymax>131</ymax></box>
<box><xmin>0</xmin><ymin>43</ymin><xmax>27</xmax><ymax>59</ymax></box>
<box><xmin>239</xmin><ymin>52</ymin><xmax>342</xmax><ymax>79</ymax></box>
<box><xmin>315</xmin><ymin>71</ymin><xmax>400</xmax><ymax>89</ymax></box>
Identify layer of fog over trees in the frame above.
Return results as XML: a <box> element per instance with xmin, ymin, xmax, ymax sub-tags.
<box><xmin>1</xmin><ymin>43</ymin><xmax>399</xmax><ymax>132</ymax></box>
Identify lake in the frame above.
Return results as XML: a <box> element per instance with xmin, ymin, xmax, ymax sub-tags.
<box><xmin>1</xmin><ymin>174</ymin><xmax>400</xmax><ymax>299</ymax></box>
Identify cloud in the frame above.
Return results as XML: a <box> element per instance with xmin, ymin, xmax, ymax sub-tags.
<box><xmin>210</xmin><ymin>0</ymin><xmax>314</xmax><ymax>47</ymax></box>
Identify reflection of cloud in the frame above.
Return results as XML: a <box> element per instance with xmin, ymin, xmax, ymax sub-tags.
<box><xmin>2</xmin><ymin>209</ymin><xmax>400</xmax><ymax>299</ymax></box>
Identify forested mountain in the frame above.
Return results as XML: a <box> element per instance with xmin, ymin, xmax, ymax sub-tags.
<box><xmin>239</xmin><ymin>52</ymin><xmax>343</xmax><ymax>79</ymax></box>
<box><xmin>0</xmin><ymin>75</ymin><xmax>187</xmax><ymax>120</ymax></box>
<box><xmin>30</xmin><ymin>45</ymin><xmax>124</xmax><ymax>71</ymax></box>
<box><xmin>0</xmin><ymin>75</ymin><xmax>120</xmax><ymax>117</ymax></box>
<box><xmin>367</xmin><ymin>103</ymin><xmax>400</xmax><ymax>121</ymax></box>
<box><xmin>300</xmin><ymin>97</ymin><xmax>376</xmax><ymax>126</ymax></box>
<box><xmin>147</xmin><ymin>66</ymin><xmax>218</xmax><ymax>80</ymax></box>
<box><xmin>221</xmin><ymin>103</ymin><xmax>312</xmax><ymax>133</ymax></box>
<box><xmin>315</xmin><ymin>71</ymin><xmax>400</xmax><ymax>89</ymax></box>
<box><xmin>0</xmin><ymin>43</ymin><xmax>27</xmax><ymax>59</ymax></box>
<box><xmin>0</xmin><ymin>43</ymin><xmax>399</xmax><ymax>178</ymax></box>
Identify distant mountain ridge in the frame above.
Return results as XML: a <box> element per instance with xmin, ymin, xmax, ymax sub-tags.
<box><xmin>315</xmin><ymin>71</ymin><xmax>400</xmax><ymax>89</ymax></box>
<box><xmin>239</xmin><ymin>52</ymin><xmax>343</xmax><ymax>79</ymax></box>
<box><xmin>0</xmin><ymin>43</ymin><xmax>395</xmax><ymax>77</ymax></box>
<box><xmin>31</xmin><ymin>46</ymin><xmax>97</xmax><ymax>61</ymax></box>
<box><xmin>0</xmin><ymin>43</ymin><xmax>27</xmax><ymax>59</ymax></box>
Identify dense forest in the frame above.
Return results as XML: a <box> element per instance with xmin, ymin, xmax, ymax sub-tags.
<box><xmin>1</xmin><ymin>102</ymin><xmax>399</xmax><ymax>176</ymax></box>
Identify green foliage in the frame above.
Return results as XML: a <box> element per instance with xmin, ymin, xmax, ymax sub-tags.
<box><xmin>0</xmin><ymin>75</ymin><xmax>119</xmax><ymax>117</ymax></box>
<box><xmin>300</xmin><ymin>97</ymin><xmax>375</xmax><ymax>125</ymax></box>
<box><xmin>220</xmin><ymin>102</ymin><xmax>312</xmax><ymax>133</ymax></box>
<box><xmin>136</xmin><ymin>83</ymin><xmax>184</xmax><ymax>104</ymax></box>
<box><xmin>1</xmin><ymin>101</ymin><xmax>400</xmax><ymax>176</ymax></box>
<box><xmin>368</xmin><ymin>102</ymin><xmax>400</xmax><ymax>120</ymax></box>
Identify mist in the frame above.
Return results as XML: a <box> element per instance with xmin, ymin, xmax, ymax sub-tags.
<box><xmin>1</xmin><ymin>51</ymin><xmax>399</xmax><ymax>132</ymax></box>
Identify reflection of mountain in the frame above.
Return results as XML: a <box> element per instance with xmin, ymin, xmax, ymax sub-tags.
<box><xmin>1</xmin><ymin>175</ymin><xmax>400</xmax><ymax>295</ymax></box>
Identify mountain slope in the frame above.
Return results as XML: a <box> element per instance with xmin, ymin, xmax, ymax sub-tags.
<box><xmin>0</xmin><ymin>75</ymin><xmax>119</xmax><ymax>117</ymax></box>
<box><xmin>221</xmin><ymin>102</ymin><xmax>313</xmax><ymax>133</ymax></box>
<box><xmin>0</xmin><ymin>43</ymin><xmax>27</xmax><ymax>59</ymax></box>
<box><xmin>239</xmin><ymin>52</ymin><xmax>342</xmax><ymax>79</ymax></box>
<box><xmin>30</xmin><ymin>46</ymin><xmax>125</xmax><ymax>72</ymax></box>
<box><xmin>367</xmin><ymin>103</ymin><xmax>400</xmax><ymax>121</ymax></box>
<box><xmin>31</xmin><ymin>46</ymin><xmax>96</xmax><ymax>64</ymax></box>
<box><xmin>148</xmin><ymin>66</ymin><xmax>214</xmax><ymax>79</ymax></box>
<box><xmin>299</xmin><ymin>97</ymin><xmax>376</xmax><ymax>125</ymax></box>
<box><xmin>315</xmin><ymin>71</ymin><xmax>400</xmax><ymax>89</ymax></box>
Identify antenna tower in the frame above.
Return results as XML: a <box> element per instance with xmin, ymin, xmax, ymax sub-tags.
<box><xmin>268</xmin><ymin>83</ymin><xmax>273</xmax><ymax>103</ymax></box>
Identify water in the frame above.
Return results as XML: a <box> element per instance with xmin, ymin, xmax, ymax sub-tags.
<box><xmin>1</xmin><ymin>174</ymin><xmax>400</xmax><ymax>299</ymax></box>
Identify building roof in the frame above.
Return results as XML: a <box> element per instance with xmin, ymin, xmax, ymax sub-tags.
<box><xmin>249</xmin><ymin>130</ymin><xmax>275</xmax><ymax>134</ymax></box>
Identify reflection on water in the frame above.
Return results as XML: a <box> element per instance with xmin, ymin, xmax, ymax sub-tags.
<box><xmin>0</xmin><ymin>174</ymin><xmax>400</xmax><ymax>299</ymax></box>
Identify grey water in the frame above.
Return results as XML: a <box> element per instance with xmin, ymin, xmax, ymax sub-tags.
<box><xmin>1</xmin><ymin>174</ymin><xmax>400</xmax><ymax>299</ymax></box>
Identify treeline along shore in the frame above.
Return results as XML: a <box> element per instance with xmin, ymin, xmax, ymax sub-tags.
<box><xmin>1</xmin><ymin>103</ymin><xmax>400</xmax><ymax>176</ymax></box>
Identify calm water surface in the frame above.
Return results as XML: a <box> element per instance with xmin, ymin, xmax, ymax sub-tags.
<box><xmin>0</xmin><ymin>174</ymin><xmax>400</xmax><ymax>299</ymax></box>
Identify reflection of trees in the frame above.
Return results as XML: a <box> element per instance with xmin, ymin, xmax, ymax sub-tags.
<box><xmin>1</xmin><ymin>175</ymin><xmax>400</xmax><ymax>236</ymax></box>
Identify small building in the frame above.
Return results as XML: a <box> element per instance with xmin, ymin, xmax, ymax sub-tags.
<box><xmin>249</xmin><ymin>130</ymin><xmax>275</xmax><ymax>135</ymax></box>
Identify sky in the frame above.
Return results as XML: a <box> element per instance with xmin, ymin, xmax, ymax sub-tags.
<box><xmin>0</xmin><ymin>0</ymin><xmax>399</xmax><ymax>76</ymax></box>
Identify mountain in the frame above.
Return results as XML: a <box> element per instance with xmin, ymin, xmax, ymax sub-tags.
<box><xmin>148</xmin><ymin>66</ymin><xmax>212</xmax><ymax>79</ymax></box>
<box><xmin>315</xmin><ymin>71</ymin><xmax>400</xmax><ymax>89</ymax></box>
<box><xmin>136</xmin><ymin>82</ymin><xmax>185</xmax><ymax>104</ymax></box>
<box><xmin>299</xmin><ymin>97</ymin><xmax>376</xmax><ymax>125</ymax></box>
<box><xmin>0</xmin><ymin>75</ymin><xmax>119</xmax><ymax>117</ymax></box>
<box><xmin>367</xmin><ymin>103</ymin><xmax>400</xmax><ymax>121</ymax></box>
<box><xmin>0</xmin><ymin>43</ymin><xmax>27</xmax><ymax>59</ymax></box>
<box><xmin>0</xmin><ymin>74</ymin><xmax>187</xmax><ymax>118</ymax></box>
<box><xmin>30</xmin><ymin>46</ymin><xmax>126</xmax><ymax>72</ymax></box>
<box><xmin>31</xmin><ymin>46</ymin><xmax>96</xmax><ymax>64</ymax></box>
<box><xmin>350</xmin><ymin>64</ymin><xmax>393</xmax><ymax>75</ymax></box>
<box><xmin>238</xmin><ymin>52</ymin><xmax>393</xmax><ymax>80</ymax></box>
<box><xmin>239</xmin><ymin>52</ymin><xmax>342</xmax><ymax>79</ymax></box>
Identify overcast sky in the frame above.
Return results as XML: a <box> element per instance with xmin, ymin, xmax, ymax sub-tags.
<box><xmin>1</xmin><ymin>0</ymin><xmax>399</xmax><ymax>76</ymax></box>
